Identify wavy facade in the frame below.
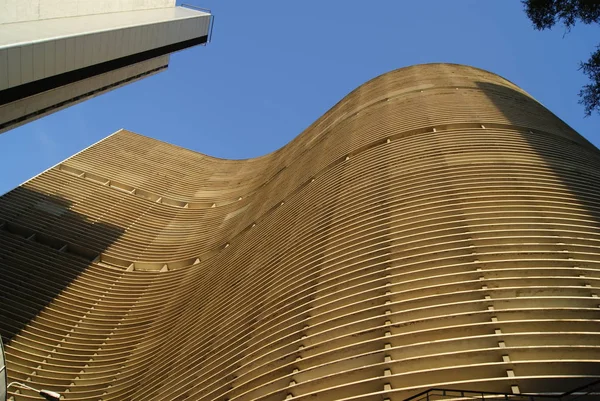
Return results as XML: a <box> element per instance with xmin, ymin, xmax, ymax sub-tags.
<box><xmin>2</xmin><ymin>63</ymin><xmax>600</xmax><ymax>400</ymax></box>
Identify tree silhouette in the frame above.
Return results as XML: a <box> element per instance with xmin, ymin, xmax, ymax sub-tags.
<box><xmin>523</xmin><ymin>0</ymin><xmax>600</xmax><ymax>116</ymax></box>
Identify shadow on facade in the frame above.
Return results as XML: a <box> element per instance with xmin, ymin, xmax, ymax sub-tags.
<box><xmin>474</xmin><ymin>80</ymin><xmax>600</xmax><ymax>392</ymax></box>
<box><xmin>0</xmin><ymin>184</ymin><xmax>124</xmax><ymax>343</ymax></box>
<box><xmin>474</xmin><ymin>80</ymin><xmax>600</xmax><ymax>231</ymax></box>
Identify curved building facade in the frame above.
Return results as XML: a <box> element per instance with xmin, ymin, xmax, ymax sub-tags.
<box><xmin>1</xmin><ymin>63</ymin><xmax>600</xmax><ymax>400</ymax></box>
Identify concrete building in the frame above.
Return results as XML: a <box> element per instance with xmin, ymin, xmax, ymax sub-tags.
<box><xmin>0</xmin><ymin>0</ymin><xmax>213</xmax><ymax>134</ymax></box>
<box><xmin>1</xmin><ymin>64</ymin><xmax>600</xmax><ymax>400</ymax></box>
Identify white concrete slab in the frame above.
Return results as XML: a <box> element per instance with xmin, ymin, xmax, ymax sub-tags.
<box><xmin>0</xmin><ymin>6</ymin><xmax>208</xmax><ymax>48</ymax></box>
<box><xmin>0</xmin><ymin>0</ymin><xmax>176</xmax><ymax>24</ymax></box>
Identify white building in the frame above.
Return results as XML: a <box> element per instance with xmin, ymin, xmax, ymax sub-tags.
<box><xmin>0</xmin><ymin>1</ymin><xmax>213</xmax><ymax>134</ymax></box>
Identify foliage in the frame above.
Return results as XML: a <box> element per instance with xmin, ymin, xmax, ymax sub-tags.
<box><xmin>579</xmin><ymin>46</ymin><xmax>600</xmax><ymax>116</ymax></box>
<box><xmin>523</xmin><ymin>0</ymin><xmax>600</xmax><ymax>115</ymax></box>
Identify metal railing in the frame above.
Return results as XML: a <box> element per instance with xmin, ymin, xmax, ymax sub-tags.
<box><xmin>403</xmin><ymin>389</ymin><xmax>560</xmax><ymax>401</ymax></box>
<box><xmin>559</xmin><ymin>379</ymin><xmax>600</xmax><ymax>401</ymax></box>
<box><xmin>403</xmin><ymin>381</ymin><xmax>600</xmax><ymax>401</ymax></box>
<box><xmin>180</xmin><ymin>3</ymin><xmax>214</xmax><ymax>44</ymax></box>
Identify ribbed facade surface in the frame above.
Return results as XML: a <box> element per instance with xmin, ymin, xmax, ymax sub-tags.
<box><xmin>2</xmin><ymin>63</ymin><xmax>600</xmax><ymax>400</ymax></box>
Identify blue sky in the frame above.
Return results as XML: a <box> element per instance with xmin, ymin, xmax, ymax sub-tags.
<box><xmin>1</xmin><ymin>0</ymin><xmax>599</xmax><ymax>195</ymax></box>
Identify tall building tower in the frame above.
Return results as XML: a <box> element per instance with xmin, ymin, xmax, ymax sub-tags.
<box><xmin>1</xmin><ymin>64</ymin><xmax>599</xmax><ymax>400</ymax></box>
<box><xmin>0</xmin><ymin>0</ymin><xmax>213</xmax><ymax>134</ymax></box>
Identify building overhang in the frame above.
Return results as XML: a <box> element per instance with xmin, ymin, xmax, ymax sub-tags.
<box><xmin>0</xmin><ymin>5</ymin><xmax>213</xmax><ymax>133</ymax></box>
